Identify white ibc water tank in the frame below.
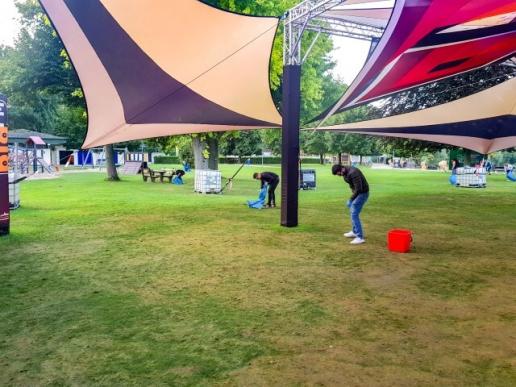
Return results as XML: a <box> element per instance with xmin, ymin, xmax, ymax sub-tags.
<box><xmin>8</xmin><ymin>173</ymin><xmax>20</xmax><ymax>209</ymax></box>
<box><xmin>194</xmin><ymin>170</ymin><xmax>221</xmax><ymax>194</ymax></box>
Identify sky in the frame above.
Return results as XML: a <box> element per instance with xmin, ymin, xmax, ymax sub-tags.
<box><xmin>0</xmin><ymin>0</ymin><xmax>368</xmax><ymax>84</ymax></box>
<box><xmin>0</xmin><ymin>0</ymin><xmax>21</xmax><ymax>47</ymax></box>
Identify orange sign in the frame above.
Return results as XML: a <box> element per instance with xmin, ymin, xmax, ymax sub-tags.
<box><xmin>0</xmin><ymin>126</ymin><xmax>7</xmax><ymax>145</ymax></box>
<box><xmin>0</xmin><ymin>155</ymin><xmax>7</xmax><ymax>173</ymax></box>
<box><xmin>0</xmin><ymin>127</ymin><xmax>7</xmax><ymax>173</ymax></box>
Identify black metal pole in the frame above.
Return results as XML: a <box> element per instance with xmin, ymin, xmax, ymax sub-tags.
<box><xmin>281</xmin><ymin>65</ymin><xmax>301</xmax><ymax>227</ymax></box>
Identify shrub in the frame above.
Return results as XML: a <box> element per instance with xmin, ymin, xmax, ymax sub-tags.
<box><xmin>153</xmin><ymin>156</ymin><xmax>180</xmax><ymax>164</ymax></box>
<box><xmin>218</xmin><ymin>156</ymin><xmax>322</xmax><ymax>164</ymax></box>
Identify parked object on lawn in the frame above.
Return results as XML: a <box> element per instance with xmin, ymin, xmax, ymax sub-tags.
<box><xmin>8</xmin><ymin>172</ymin><xmax>26</xmax><ymax>210</ymax></box>
<box><xmin>453</xmin><ymin>167</ymin><xmax>487</xmax><ymax>188</ymax></box>
<box><xmin>388</xmin><ymin>229</ymin><xmax>413</xmax><ymax>253</ymax></box>
<box><xmin>194</xmin><ymin>170</ymin><xmax>221</xmax><ymax>194</ymax></box>
<box><xmin>299</xmin><ymin>169</ymin><xmax>316</xmax><ymax>190</ymax></box>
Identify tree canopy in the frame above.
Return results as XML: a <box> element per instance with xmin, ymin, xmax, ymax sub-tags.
<box><xmin>2</xmin><ymin>0</ymin><xmax>508</xmax><ymax>160</ymax></box>
<box><xmin>0</xmin><ymin>0</ymin><xmax>86</xmax><ymax>147</ymax></box>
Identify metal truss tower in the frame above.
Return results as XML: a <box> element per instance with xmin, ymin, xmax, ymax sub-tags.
<box><xmin>280</xmin><ymin>0</ymin><xmax>384</xmax><ymax>227</ymax></box>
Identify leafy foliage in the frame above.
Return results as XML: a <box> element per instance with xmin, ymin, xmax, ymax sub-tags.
<box><xmin>0</xmin><ymin>0</ymin><xmax>86</xmax><ymax>146</ymax></box>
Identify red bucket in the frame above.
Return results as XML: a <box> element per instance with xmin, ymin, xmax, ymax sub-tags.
<box><xmin>387</xmin><ymin>229</ymin><xmax>413</xmax><ymax>253</ymax></box>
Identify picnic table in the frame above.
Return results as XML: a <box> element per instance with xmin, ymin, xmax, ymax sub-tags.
<box><xmin>142</xmin><ymin>168</ymin><xmax>175</xmax><ymax>183</ymax></box>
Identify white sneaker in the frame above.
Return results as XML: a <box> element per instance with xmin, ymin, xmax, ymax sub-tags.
<box><xmin>350</xmin><ymin>237</ymin><xmax>365</xmax><ymax>245</ymax></box>
<box><xmin>344</xmin><ymin>231</ymin><xmax>357</xmax><ymax>238</ymax></box>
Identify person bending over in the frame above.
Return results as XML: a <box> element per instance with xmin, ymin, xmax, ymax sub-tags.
<box><xmin>253</xmin><ymin>172</ymin><xmax>279</xmax><ymax>208</ymax></box>
<box><xmin>332</xmin><ymin>164</ymin><xmax>370</xmax><ymax>245</ymax></box>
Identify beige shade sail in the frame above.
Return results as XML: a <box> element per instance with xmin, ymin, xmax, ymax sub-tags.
<box><xmin>39</xmin><ymin>0</ymin><xmax>282</xmax><ymax>148</ymax></box>
<box><xmin>317</xmin><ymin>77</ymin><xmax>516</xmax><ymax>154</ymax></box>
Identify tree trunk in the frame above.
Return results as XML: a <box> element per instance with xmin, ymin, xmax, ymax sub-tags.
<box><xmin>207</xmin><ymin>136</ymin><xmax>219</xmax><ymax>170</ymax></box>
<box><xmin>359</xmin><ymin>155</ymin><xmax>363</xmax><ymax>165</ymax></box>
<box><xmin>192</xmin><ymin>137</ymin><xmax>208</xmax><ymax>170</ymax></box>
<box><xmin>338</xmin><ymin>152</ymin><xmax>342</xmax><ymax>164</ymax></box>
<box><xmin>105</xmin><ymin>144</ymin><xmax>120</xmax><ymax>181</ymax></box>
<box><xmin>319</xmin><ymin>154</ymin><xmax>324</xmax><ymax>165</ymax></box>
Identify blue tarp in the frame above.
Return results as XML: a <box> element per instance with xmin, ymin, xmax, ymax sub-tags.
<box><xmin>507</xmin><ymin>171</ymin><xmax>516</xmax><ymax>182</ymax></box>
<box><xmin>247</xmin><ymin>185</ymin><xmax>268</xmax><ymax>209</ymax></box>
<box><xmin>172</xmin><ymin>176</ymin><xmax>184</xmax><ymax>185</ymax></box>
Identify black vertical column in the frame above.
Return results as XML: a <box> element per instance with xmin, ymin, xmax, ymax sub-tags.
<box><xmin>0</xmin><ymin>94</ymin><xmax>9</xmax><ymax>236</ymax></box>
<box><xmin>281</xmin><ymin>65</ymin><xmax>301</xmax><ymax>227</ymax></box>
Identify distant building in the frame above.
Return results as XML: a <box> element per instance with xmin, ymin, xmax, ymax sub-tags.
<box><xmin>8</xmin><ymin>129</ymin><xmax>68</xmax><ymax>166</ymax></box>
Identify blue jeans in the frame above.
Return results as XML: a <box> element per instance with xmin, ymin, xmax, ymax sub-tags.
<box><xmin>350</xmin><ymin>192</ymin><xmax>369</xmax><ymax>239</ymax></box>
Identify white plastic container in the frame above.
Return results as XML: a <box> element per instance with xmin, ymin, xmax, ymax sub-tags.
<box><xmin>455</xmin><ymin>167</ymin><xmax>487</xmax><ymax>188</ymax></box>
<box><xmin>8</xmin><ymin>173</ymin><xmax>20</xmax><ymax>209</ymax></box>
<box><xmin>194</xmin><ymin>170</ymin><xmax>221</xmax><ymax>194</ymax></box>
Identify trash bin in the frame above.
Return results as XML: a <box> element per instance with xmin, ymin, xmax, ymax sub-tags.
<box><xmin>8</xmin><ymin>172</ymin><xmax>20</xmax><ymax>209</ymax></box>
<box><xmin>299</xmin><ymin>169</ymin><xmax>316</xmax><ymax>190</ymax></box>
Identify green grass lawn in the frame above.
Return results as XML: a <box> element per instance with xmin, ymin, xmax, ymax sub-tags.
<box><xmin>1</xmin><ymin>165</ymin><xmax>515</xmax><ymax>386</ymax></box>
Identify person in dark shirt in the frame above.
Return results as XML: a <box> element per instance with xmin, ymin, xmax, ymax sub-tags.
<box><xmin>451</xmin><ymin>158</ymin><xmax>460</xmax><ymax>174</ymax></box>
<box><xmin>332</xmin><ymin>164</ymin><xmax>370</xmax><ymax>245</ymax></box>
<box><xmin>253</xmin><ymin>171</ymin><xmax>279</xmax><ymax>208</ymax></box>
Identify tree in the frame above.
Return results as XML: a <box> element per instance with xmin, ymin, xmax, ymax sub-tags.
<box><xmin>0</xmin><ymin>0</ymin><xmax>85</xmax><ymax>139</ymax></box>
<box><xmin>104</xmin><ymin>144</ymin><xmax>120</xmax><ymax>181</ymax></box>
<box><xmin>302</xmin><ymin>131</ymin><xmax>329</xmax><ymax>164</ymax></box>
<box><xmin>327</xmin><ymin>133</ymin><xmax>377</xmax><ymax>163</ymax></box>
<box><xmin>220</xmin><ymin>130</ymin><xmax>262</xmax><ymax>157</ymax></box>
<box><xmin>0</xmin><ymin>0</ymin><xmax>128</xmax><ymax>179</ymax></box>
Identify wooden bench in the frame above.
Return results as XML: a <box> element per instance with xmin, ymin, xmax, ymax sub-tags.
<box><xmin>142</xmin><ymin>168</ymin><xmax>162</xmax><ymax>183</ymax></box>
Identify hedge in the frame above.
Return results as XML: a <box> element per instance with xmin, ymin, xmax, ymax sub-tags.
<box><xmin>219</xmin><ymin>156</ymin><xmax>322</xmax><ymax>164</ymax></box>
<box><xmin>153</xmin><ymin>156</ymin><xmax>180</xmax><ymax>164</ymax></box>
<box><xmin>154</xmin><ymin>155</ymin><xmax>323</xmax><ymax>165</ymax></box>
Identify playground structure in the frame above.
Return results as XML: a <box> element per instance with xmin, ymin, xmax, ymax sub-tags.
<box><xmin>8</xmin><ymin>143</ymin><xmax>56</xmax><ymax>176</ymax></box>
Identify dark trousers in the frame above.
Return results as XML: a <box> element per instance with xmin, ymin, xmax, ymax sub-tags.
<box><xmin>268</xmin><ymin>179</ymin><xmax>279</xmax><ymax>206</ymax></box>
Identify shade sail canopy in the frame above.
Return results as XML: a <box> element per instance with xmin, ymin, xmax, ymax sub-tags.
<box><xmin>40</xmin><ymin>0</ymin><xmax>282</xmax><ymax>148</ymax></box>
<box><xmin>322</xmin><ymin>0</ymin><xmax>516</xmax><ymax>120</ymax></box>
<box><xmin>318</xmin><ymin>77</ymin><xmax>516</xmax><ymax>154</ymax></box>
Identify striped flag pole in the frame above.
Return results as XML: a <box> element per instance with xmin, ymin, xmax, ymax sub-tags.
<box><xmin>0</xmin><ymin>94</ymin><xmax>9</xmax><ymax>236</ymax></box>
